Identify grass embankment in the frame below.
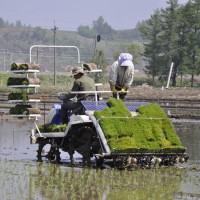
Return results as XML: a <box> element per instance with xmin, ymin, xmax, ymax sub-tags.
<box><xmin>94</xmin><ymin>98</ymin><xmax>185</xmax><ymax>153</ymax></box>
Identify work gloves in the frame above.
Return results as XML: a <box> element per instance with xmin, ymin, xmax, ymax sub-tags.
<box><xmin>57</xmin><ymin>92</ymin><xmax>68</xmax><ymax>101</ymax></box>
<box><xmin>111</xmin><ymin>86</ymin><xmax>117</xmax><ymax>93</ymax></box>
<box><xmin>120</xmin><ymin>86</ymin><xmax>127</xmax><ymax>94</ymax></box>
<box><xmin>111</xmin><ymin>86</ymin><xmax>127</xmax><ymax>94</ymax></box>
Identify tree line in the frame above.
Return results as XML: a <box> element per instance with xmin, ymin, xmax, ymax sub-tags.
<box><xmin>2</xmin><ymin>0</ymin><xmax>200</xmax><ymax>88</ymax></box>
<box><xmin>138</xmin><ymin>0</ymin><xmax>200</xmax><ymax>87</ymax></box>
<box><xmin>0</xmin><ymin>16</ymin><xmax>143</xmax><ymax>71</ymax></box>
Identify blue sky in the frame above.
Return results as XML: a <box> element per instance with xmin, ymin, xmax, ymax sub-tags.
<box><xmin>0</xmin><ymin>0</ymin><xmax>188</xmax><ymax>31</ymax></box>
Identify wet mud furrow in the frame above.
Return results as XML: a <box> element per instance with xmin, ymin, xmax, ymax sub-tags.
<box><xmin>1</xmin><ymin>87</ymin><xmax>200</xmax><ymax>119</ymax></box>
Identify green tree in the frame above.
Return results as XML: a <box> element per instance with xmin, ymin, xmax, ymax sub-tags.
<box><xmin>77</xmin><ymin>16</ymin><xmax>115</xmax><ymax>40</ymax></box>
<box><xmin>89</xmin><ymin>50</ymin><xmax>108</xmax><ymax>84</ymax></box>
<box><xmin>182</xmin><ymin>0</ymin><xmax>200</xmax><ymax>87</ymax></box>
<box><xmin>91</xmin><ymin>50</ymin><xmax>108</xmax><ymax>68</ymax></box>
<box><xmin>159</xmin><ymin>0</ymin><xmax>183</xmax><ymax>86</ymax></box>
<box><xmin>32</xmin><ymin>27</ymin><xmax>47</xmax><ymax>41</ymax></box>
<box><xmin>15</xmin><ymin>20</ymin><xmax>22</xmax><ymax>28</ymax></box>
<box><xmin>138</xmin><ymin>0</ymin><xmax>200</xmax><ymax>87</ymax></box>
<box><xmin>139</xmin><ymin>0</ymin><xmax>188</xmax><ymax>87</ymax></box>
<box><xmin>139</xmin><ymin>10</ymin><xmax>163</xmax><ymax>85</ymax></box>
<box><xmin>173</xmin><ymin>3</ymin><xmax>190</xmax><ymax>86</ymax></box>
<box><xmin>127</xmin><ymin>43</ymin><xmax>143</xmax><ymax>65</ymax></box>
<box><xmin>77</xmin><ymin>25</ymin><xmax>95</xmax><ymax>38</ymax></box>
<box><xmin>92</xmin><ymin>16</ymin><xmax>115</xmax><ymax>39</ymax></box>
<box><xmin>0</xmin><ymin>17</ymin><xmax>5</xmax><ymax>28</ymax></box>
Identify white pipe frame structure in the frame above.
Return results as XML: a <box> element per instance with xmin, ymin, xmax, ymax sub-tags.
<box><xmin>166</xmin><ymin>62</ymin><xmax>174</xmax><ymax>89</ymax></box>
<box><xmin>70</xmin><ymin>90</ymin><xmax>129</xmax><ymax>101</ymax></box>
<box><xmin>29</xmin><ymin>45</ymin><xmax>80</xmax><ymax>63</ymax></box>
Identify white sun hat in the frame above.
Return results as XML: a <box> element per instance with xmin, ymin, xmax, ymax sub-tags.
<box><xmin>118</xmin><ymin>53</ymin><xmax>133</xmax><ymax>67</ymax></box>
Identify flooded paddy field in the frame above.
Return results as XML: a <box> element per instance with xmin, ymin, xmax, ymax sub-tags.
<box><xmin>0</xmin><ymin>114</ymin><xmax>200</xmax><ymax>200</ymax></box>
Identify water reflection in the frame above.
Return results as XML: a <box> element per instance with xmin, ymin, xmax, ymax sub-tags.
<box><xmin>0</xmin><ymin>117</ymin><xmax>200</xmax><ymax>199</ymax></box>
<box><xmin>174</xmin><ymin>122</ymin><xmax>200</xmax><ymax>161</ymax></box>
<box><xmin>1</xmin><ymin>118</ymin><xmax>199</xmax><ymax>162</ymax></box>
<box><xmin>0</xmin><ymin>118</ymin><xmax>38</xmax><ymax>161</ymax></box>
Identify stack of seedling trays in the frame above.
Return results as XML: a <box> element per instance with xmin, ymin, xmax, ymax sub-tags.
<box><xmin>93</xmin><ymin>98</ymin><xmax>186</xmax><ymax>155</ymax></box>
<box><xmin>7</xmin><ymin>63</ymin><xmax>41</xmax><ymax>118</ymax></box>
<box><xmin>10</xmin><ymin>62</ymin><xmax>40</xmax><ymax>72</ymax></box>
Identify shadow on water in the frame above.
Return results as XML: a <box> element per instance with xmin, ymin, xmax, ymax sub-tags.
<box><xmin>0</xmin><ymin>116</ymin><xmax>200</xmax><ymax>200</ymax></box>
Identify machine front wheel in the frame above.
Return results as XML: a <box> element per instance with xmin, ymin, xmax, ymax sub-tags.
<box><xmin>37</xmin><ymin>138</ymin><xmax>61</xmax><ymax>164</ymax></box>
<box><xmin>95</xmin><ymin>156</ymin><xmax>104</xmax><ymax>168</ymax></box>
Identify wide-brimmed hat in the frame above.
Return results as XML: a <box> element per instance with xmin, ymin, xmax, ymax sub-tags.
<box><xmin>71</xmin><ymin>66</ymin><xmax>84</xmax><ymax>76</ymax></box>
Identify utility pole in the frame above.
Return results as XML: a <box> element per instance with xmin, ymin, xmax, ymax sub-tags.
<box><xmin>51</xmin><ymin>20</ymin><xmax>58</xmax><ymax>86</ymax></box>
<box><xmin>36</xmin><ymin>47</ymin><xmax>39</xmax><ymax>64</ymax></box>
<box><xmin>3</xmin><ymin>49</ymin><xmax>6</xmax><ymax>72</ymax></box>
<box><xmin>93</xmin><ymin>35</ymin><xmax>101</xmax><ymax>57</ymax></box>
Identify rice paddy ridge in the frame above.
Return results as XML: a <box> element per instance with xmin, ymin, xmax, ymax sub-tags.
<box><xmin>1</xmin><ymin>87</ymin><xmax>200</xmax><ymax>120</ymax></box>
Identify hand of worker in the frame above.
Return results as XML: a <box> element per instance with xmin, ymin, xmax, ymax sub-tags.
<box><xmin>120</xmin><ymin>87</ymin><xmax>127</xmax><ymax>94</ymax></box>
<box><xmin>111</xmin><ymin>86</ymin><xmax>117</xmax><ymax>93</ymax></box>
<box><xmin>57</xmin><ymin>93</ymin><xmax>67</xmax><ymax>101</ymax></box>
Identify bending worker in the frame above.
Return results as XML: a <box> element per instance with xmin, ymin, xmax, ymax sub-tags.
<box><xmin>109</xmin><ymin>53</ymin><xmax>134</xmax><ymax>100</ymax></box>
<box><xmin>58</xmin><ymin>66</ymin><xmax>96</xmax><ymax>124</ymax></box>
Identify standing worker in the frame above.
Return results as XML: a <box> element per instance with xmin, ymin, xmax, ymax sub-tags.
<box><xmin>109</xmin><ymin>53</ymin><xmax>134</xmax><ymax>100</ymax></box>
<box><xmin>58</xmin><ymin>66</ymin><xmax>96</xmax><ymax>124</ymax></box>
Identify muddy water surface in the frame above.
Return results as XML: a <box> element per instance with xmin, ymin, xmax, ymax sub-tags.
<box><xmin>0</xmin><ymin>117</ymin><xmax>200</xmax><ymax>200</ymax></box>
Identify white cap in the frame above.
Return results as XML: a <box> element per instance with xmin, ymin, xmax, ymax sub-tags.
<box><xmin>118</xmin><ymin>53</ymin><xmax>133</xmax><ymax>67</ymax></box>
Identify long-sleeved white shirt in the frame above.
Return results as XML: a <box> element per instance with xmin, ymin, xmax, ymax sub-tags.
<box><xmin>108</xmin><ymin>60</ymin><xmax>134</xmax><ymax>89</ymax></box>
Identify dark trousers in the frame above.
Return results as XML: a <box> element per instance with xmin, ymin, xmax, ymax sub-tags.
<box><xmin>60</xmin><ymin>101</ymin><xmax>83</xmax><ymax>124</ymax></box>
<box><xmin>60</xmin><ymin>95</ymin><xmax>95</xmax><ymax>124</ymax></box>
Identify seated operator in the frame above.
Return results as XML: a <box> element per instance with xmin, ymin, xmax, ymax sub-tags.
<box><xmin>58</xmin><ymin>66</ymin><xmax>96</xmax><ymax>124</ymax></box>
